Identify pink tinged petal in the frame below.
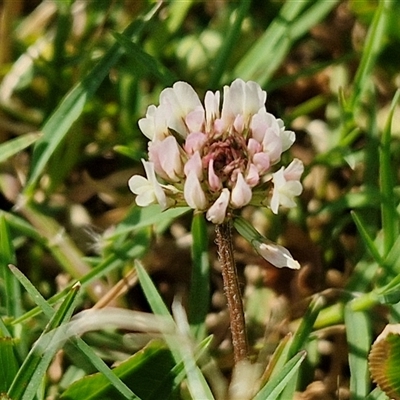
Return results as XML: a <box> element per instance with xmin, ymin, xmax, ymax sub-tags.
<box><xmin>184</xmin><ymin>151</ymin><xmax>203</xmax><ymax>179</ymax></box>
<box><xmin>213</xmin><ymin>118</ymin><xmax>225</xmax><ymax>134</ymax></box>
<box><xmin>185</xmin><ymin>106</ymin><xmax>205</xmax><ymax>132</ymax></box>
<box><xmin>231</xmin><ymin>173</ymin><xmax>252</xmax><ymax>208</ymax></box>
<box><xmin>246</xmin><ymin>164</ymin><xmax>260</xmax><ymax>187</ymax></box>
<box><xmin>184</xmin><ymin>132</ymin><xmax>207</xmax><ymax>154</ymax></box>
<box><xmin>247</xmin><ymin>138</ymin><xmax>262</xmax><ymax>157</ymax></box>
<box><xmin>149</xmin><ymin>136</ymin><xmax>183</xmax><ymax>182</ymax></box>
<box><xmin>284</xmin><ymin>158</ymin><xmax>304</xmax><ymax>181</ymax></box>
<box><xmin>208</xmin><ymin>159</ymin><xmax>222</xmax><ymax>191</ymax></box>
<box><xmin>254</xmin><ymin>240</ymin><xmax>300</xmax><ymax>269</ymax></box>
<box><xmin>250</xmin><ymin>112</ymin><xmax>283</xmax><ymax>163</ymax></box>
<box><xmin>252</xmin><ymin>152</ymin><xmax>270</xmax><ymax>174</ymax></box>
<box><xmin>233</xmin><ymin>114</ymin><xmax>244</xmax><ymax>133</ymax></box>
<box><xmin>184</xmin><ymin>171</ymin><xmax>207</xmax><ymax>210</ymax></box>
<box><xmin>206</xmin><ymin>188</ymin><xmax>230</xmax><ymax>224</ymax></box>
<box><xmin>160</xmin><ymin>82</ymin><xmax>203</xmax><ymax>137</ymax></box>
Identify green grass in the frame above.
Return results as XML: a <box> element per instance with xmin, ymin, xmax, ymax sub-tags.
<box><xmin>1</xmin><ymin>0</ymin><xmax>400</xmax><ymax>399</ymax></box>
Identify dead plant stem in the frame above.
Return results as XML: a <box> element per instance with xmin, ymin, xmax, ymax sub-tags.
<box><xmin>215</xmin><ymin>221</ymin><xmax>248</xmax><ymax>364</ymax></box>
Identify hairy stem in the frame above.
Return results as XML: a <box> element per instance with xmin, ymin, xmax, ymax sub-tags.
<box><xmin>215</xmin><ymin>221</ymin><xmax>248</xmax><ymax>363</ymax></box>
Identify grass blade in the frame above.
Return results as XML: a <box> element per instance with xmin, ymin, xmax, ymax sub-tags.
<box><xmin>350</xmin><ymin>0</ymin><xmax>392</xmax><ymax>110</ymax></box>
<box><xmin>188</xmin><ymin>213</ymin><xmax>210</xmax><ymax>340</ymax></box>
<box><xmin>254</xmin><ymin>351</ymin><xmax>306</xmax><ymax>400</ymax></box>
<box><xmin>135</xmin><ymin>261</ymin><xmax>215</xmax><ymax>400</ymax></box>
<box><xmin>113</xmin><ymin>32</ymin><xmax>177</xmax><ymax>86</ymax></box>
<box><xmin>23</xmin><ymin>3</ymin><xmax>162</xmax><ymax>196</ymax></box>
<box><xmin>344</xmin><ymin>306</ymin><xmax>371</xmax><ymax>399</ymax></box>
<box><xmin>0</xmin><ymin>132</ymin><xmax>41</xmax><ymax>164</ymax></box>
<box><xmin>379</xmin><ymin>89</ymin><xmax>400</xmax><ymax>256</ymax></box>
<box><xmin>7</xmin><ymin>283</ymin><xmax>80</xmax><ymax>400</ymax></box>
<box><xmin>0</xmin><ymin>214</ymin><xmax>23</xmax><ymax>320</ymax></box>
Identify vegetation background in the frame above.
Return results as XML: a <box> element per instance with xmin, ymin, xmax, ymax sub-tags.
<box><xmin>1</xmin><ymin>0</ymin><xmax>400</xmax><ymax>399</ymax></box>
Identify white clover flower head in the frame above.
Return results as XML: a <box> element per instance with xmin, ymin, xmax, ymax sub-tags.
<box><xmin>128</xmin><ymin>79</ymin><xmax>303</xmax><ymax>223</ymax></box>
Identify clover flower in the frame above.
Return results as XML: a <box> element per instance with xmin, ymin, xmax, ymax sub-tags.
<box><xmin>129</xmin><ymin>79</ymin><xmax>303</xmax><ymax>225</ymax></box>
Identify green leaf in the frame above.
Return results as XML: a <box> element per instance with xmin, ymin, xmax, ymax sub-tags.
<box><xmin>0</xmin><ymin>132</ymin><xmax>41</xmax><ymax>164</ymax></box>
<box><xmin>61</xmin><ymin>340</ymin><xmax>176</xmax><ymax>400</ymax></box>
<box><xmin>23</xmin><ymin>3</ymin><xmax>162</xmax><ymax>196</ymax></box>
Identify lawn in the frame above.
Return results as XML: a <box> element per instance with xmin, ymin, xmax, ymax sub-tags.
<box><xmin>1</xmin><ymin>1</ymin><xmax>400</xmax><ymax>399</ymax></box>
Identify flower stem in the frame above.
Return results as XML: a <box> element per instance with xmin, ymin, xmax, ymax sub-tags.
<box><xmin>215</xmin><ymin>221</ymin><xmax>248</xmax><ymax>364</ymax></box>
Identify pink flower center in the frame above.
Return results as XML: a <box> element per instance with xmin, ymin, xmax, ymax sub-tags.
<box><xmin>202</xmin><ymin>134</ymin><xmax>247</xmax><ymax>186</ymax></box>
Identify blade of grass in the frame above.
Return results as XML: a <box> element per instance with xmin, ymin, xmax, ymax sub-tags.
<box><xmin>135</xmin><ymin>261</ymin><xmax>215</xmax><ymax>400</ymax></box>
<box><xmin>0</xmin><ymin>214</ymin><xmax>23</xmax><ymax>320</ymax></box>
<box><xmin>288</xmin><ymin>295</ymin><xmax>326</xmax><ymax>359</ymax></box>
<box><xmin>351</xmin><ymin>211</ymin><xmax>384</xmax><ymax>266</ymax></box>
<box><xmin>233</xmin><ymin>0</ymin><xmax>339</xmax><ymax>86</ymax></box>
<box><xmin>188</xmin><ymin>213</ymin><xmax>210</xmax><ymax>341</ymax></box>
<box><xmin>344</xmin><ymin>306</ymin><xmax>371</xmax><ymax>399</ymax></box>
<box><xmin>0</xmin><ymin>337</ymin><xmax>19</xmax><ymax>393</ymax></box>
<box><xmin>18</xmin><ymin>202</ymin><xmax>108</xmax><ymax>300</ymax></box>
<box><xmin>233</xmin><ymin>0</ymin><xmax>308</xmax><ymax>83</ymax></box>
<box><xmin>8</xmin><ymin>265</ymin><xmax>55</xmax><ymax>319</ymax></box>
<box><xmin>349</xmin><ymin>0</ymin><xmax>392</xmax><ymax>111</ymax></box>
<box><xmin>379</xmin><ymin>89</ymin><xmax>400</xmax><ymax>257</ymax></box>
<box><xmin>6</xmin><ymin>282</ymin><xmax>80</xmax><ymax>400</ymax></box>
<box><xmin>9</xmin><ymin>266</ymin><xmax>138</xmax><ymax>399</ymax></box>
<box><xmin>0</xmin><ymin>132</ymin><xmax>41</xmax><ymax>164</ymax></box>
<box><xmin>69</xmin><ymin>338</ymin><xmax>140</xmax><ymax>400</ymax></box>
<box><xmin>112</xmin><ymin>32</ymin><xmax>177</xmax><ymax>85</ymax></box>
<box><xmin>11</xmin><ymin>232</ymin><xmax>149</xmax><ymax>325</ymax></box>
<box><xmin>208</xmin><ymin>0</ymin><xmax>250</xmax><ymax>88</ymax></box>
<box><xmin>253</xmin><ymin>351</ymin><xmax>306</xmax><ymax>400</ymax></box>
<box><xmin>23</xmin><ymin>2</ymin><xmax>162</xmax><ymax>196</ymax></box>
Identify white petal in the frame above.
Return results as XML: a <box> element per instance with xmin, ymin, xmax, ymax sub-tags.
<box><xmin>205</xmin><ymin>90</ymin><xmax>220</xmax><ymax>130</ymax></box>
<box><xmin>160</xmin><ymin>82</ymin><xmax>203</xmax><ymax>137</ymax></box>
<box><xmin>142</xmin><ymin>160</ymin><xmax>168</xmax><ymax>209</ymax></box>
<box><xmin>138</xmin><ymin>105</ymin><xmax>169</xmax><ymax>141</ymax></box>
<box><xmin>128</xmin><ymin>175</ymin><xmax>150</xmax><ymax>195</ymax></box>
<box><xmin>284</xmin><ymin>158</ymin><xmax>304</xmax><ymax>181</ymax></box>
<box><xmin>183</xmin><ymin>171</ymin><xmax>207</xmax><ymax>210</ymax></box>
<box><xmin>255</xmin><ymin>241</ymin><xmax>300</xmax><ymax>269</ymax></box>
<box><xmin>231</xmin><ymin>173</ymin><xmax>252</xmax><ymax>208</ymax></box>
<box><xmin>206</xmin><ymin>189</ymin><xmax>230</xmax><ymax>224</ymax></box>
